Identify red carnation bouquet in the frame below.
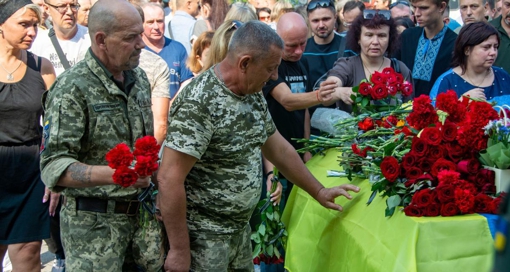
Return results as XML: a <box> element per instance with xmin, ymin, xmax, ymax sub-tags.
<box><xmin>105</xmin><ymin>136</ymin><xmax>160</xmax><ymax>187</ymax></box>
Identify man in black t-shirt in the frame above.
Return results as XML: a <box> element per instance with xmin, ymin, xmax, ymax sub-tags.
<box><xmin>262</xmin><ymin>12</ymin><xmax>334</xmax><ymax>204</ymax></box>
<box><xmin>301</xmin><ymin>0</ymin><xmax>347</xmax><ymax>135</ymax></box>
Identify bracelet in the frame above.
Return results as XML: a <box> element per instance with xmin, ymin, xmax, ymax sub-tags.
<box><xmin>316</xmin><ymin>90</ymin><xmax>321</xmax><ymax>102</ymax></box>
<box><xmin>266</xmin><ymin>170</ymin><xmax>274</xmax><ymax>176</ymax></box>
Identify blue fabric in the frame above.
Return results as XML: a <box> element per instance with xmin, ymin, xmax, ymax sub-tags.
<box><xmin>447</xmin><ymin>19</ymin><xmax>461</xmax><ymax>32</ymax></box>
<box><xmin>412</xmin><ymin>26</ymin><xmax>448</xmax><ymax>82</ymax></box>
<box><xmin>430</xmin><ymin>66</ymin><xmax>510</xmax><ymax>105</ymax></box>
<box><xmin>480</xmin><ymin>213</ymin><xmax>500</xmax><ymax>238</ymax></box>
<box><xmin>145</xmin><ymin>37</ymin><xmax>193</xmax><ymax>98</ymax></box>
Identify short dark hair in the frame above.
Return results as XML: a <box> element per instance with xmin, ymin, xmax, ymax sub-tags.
<box><xmin>346</xmin><ymin>12</ymin><xmax>400</xmax><ymax>56</ymax></box>
<box><xmin>452</xmin><ymin>21</ymin><xmax>500</xmax><ymax>74</ymax></box>
<box><xmin>394</xmin><ymin>16</ymin><xmax>415</xmax><ymax>29</ymax></box>
<box><xmin>410</xmin><ymin>0</ymin><xmax>447</xmax><ymax>9</ymax></box>
<box><xmin>343</xmin><ymin>0</ymin><xmax>365</xmax><ymax>14</ymax></box>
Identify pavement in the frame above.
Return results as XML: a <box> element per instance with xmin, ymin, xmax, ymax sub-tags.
<box><xmin>2</xmin><ymin>241</ymin><xmax>55</xmax><ymax>272</ymax></box>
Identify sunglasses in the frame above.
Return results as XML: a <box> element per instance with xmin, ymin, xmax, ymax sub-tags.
<box><xmin>389</xmin><ymin>0</ymin><xmax>411</xmax><ymax>9</ymax></box>
<box><xmin>228</xmin><ymin>20</ymin><xmax>243</xmax><ymax>31</ymax></box>
<box><xmin>307</xmin><ymin>0</ymin><xmax>334</xmax><ymax>11</ymax></box>
<box><xmin>363</xmin><ymin>9</ymin><xmax>391</xmax><ymax>21</ymax></box>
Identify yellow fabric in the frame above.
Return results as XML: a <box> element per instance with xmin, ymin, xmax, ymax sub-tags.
<box><xmin>282</xmin><ymin>149</ymin><xmax>494</xmax><ymax>272</ymax></box>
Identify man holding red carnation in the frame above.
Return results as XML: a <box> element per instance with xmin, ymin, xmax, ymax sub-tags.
<box><xmin>40</xmin><ymin>1</ymin><xmax>165</xmax><ymax>270</ymax></box>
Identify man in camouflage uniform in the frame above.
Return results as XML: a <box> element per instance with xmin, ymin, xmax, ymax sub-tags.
<box><xmin>158</xmin><ymin>21</ymin><xmax>360</xmax><ymax>272</ymax></box>
<box><xmin>39</xmin><ymin>0</ymin><xmax>165</xmax><ymax>270</ymax></box>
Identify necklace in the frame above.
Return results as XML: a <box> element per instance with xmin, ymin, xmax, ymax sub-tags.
<box><xmin>363</xmin><ymin>58</ymin><xmax>385</xmax><ymax>77</ymax></box>
<box><xmin>465</xmin><ymin>68</ymin><xmax>491</xmax><ymax>88</ymax></box>
<box><xmin>0</xmin><ymin>51</ymin><xmax>23</xmax><ymax>81</ymax></box>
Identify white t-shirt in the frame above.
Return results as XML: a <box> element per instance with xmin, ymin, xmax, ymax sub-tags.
<box><xmin>30</xmin><ymin>24</ymin><xmax>91</xmax><ymax>76</ymax></box>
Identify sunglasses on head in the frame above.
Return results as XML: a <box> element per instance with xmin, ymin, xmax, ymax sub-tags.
<box><xmin>363</xmin><ymin>9</ymin><xmax>391</xmax><ymax>21</ymax></box>
<box><xmin>307</xmin><ymin>0</ymin><xmax>334</xmax><ymax>11</ymax></box>
<box><xmin>389</xmin><ymin>0</ymin><xmax>411</xmax><ymax>9</ymax></box>
<box><xmin>228</xmin><ymin>20</ymin><xmax>243</xmax><ymax>31</ymax></box>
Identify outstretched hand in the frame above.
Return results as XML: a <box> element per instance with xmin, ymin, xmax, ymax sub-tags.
<box><xmin>315</xmin><ymin>184</ymin><xmax>360</xmax><ymax>211</ymax></box>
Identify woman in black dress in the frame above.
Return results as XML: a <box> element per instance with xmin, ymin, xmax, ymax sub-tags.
<box><xmin>0</xmin><ymin>1</ymin><xmax>55</xmax><ymax>271</ymax></box>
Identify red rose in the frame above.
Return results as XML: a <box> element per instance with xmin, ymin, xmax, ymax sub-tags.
<box><xmin>404</xmin><ymin>204</ymin><xmax>423</xmax><ymax>217</ymax></box>
<box><xmin>402</xmin><ymin>152</ymin><xmax>419</xmax><ymax>168</ymax></box>
<box><xmin>387</xmin><ymin>84</ymin><xmax>398</xmax><ymax>96</ymax></box>
<box><xmin>134</xmin><ymin>155</ymin><xmax>159</xmax><ymax>177</ymax></box>
<box><xmin>386</xmin><ymin>74</ymin><xmax>398</xmax><ymax>85</ymax></box>
<box><xmin>371</xmin><ymin>71</ymin><xmax>385</xmax><ymax>84</ymax></box>
<box><xmin>405</xmin><ymin>166</ymin><xmax>423</xmax><ymax>180</ymax></box>
<box><xmin>370</xmin><ymin>83</ymin><xmax>388</xmax><ymax>100</ymax></box>
<box><xmin>474</xmin><ymin>193</ymin><xmax>494</xmax><ymax>213</ymax></box>
<box><xmin>454</xmin><ymin>188</ymin><xmax>475</xmax><ymax>214</ymax></box>
<box><xmin>382</xmin><ymin>67</ymin><xmax>396</xmax><ymax>75</ymax></box>
<box><xmin>395</xmin><ymin>73</ymin><xmax>404</xmax><ymax>84</ymax></box>
<box><xmin>445</xmin><ymin>142</ymin><xmax>466</xmax><ymax>162</ymax></box>
<box><xmin>112</xmin><ymin>166</ymin><xmax>138</xmax><ymax>187</ymax></box>
<box><xmin>427</xmin><ymin>146</ymin><xmax>444</xmax><ymax>160</ymax></box>
<box><xmin>395</xmin><ymin>126</ymin><xmax>414</xmax><ymax>136</ymax></box>
<box><xmin>358</xmin><ymin>117</ymin><xmax>375</xmax><ymax>131</ymax></box>
<box><xmin>431</xmin><ymin>159</ymin><xmax>457</xmax><ymax>177</ymax></box>
<box><xmin>400</xmin><ymin>82</ymin><xmax>413</xmax><ymax>97</ymax></box>
<box><xmin>380</xmin><ymin>156</ymin><xmax>401</xmax><ymax>182</ymax></box>
<box><xmin>411</xmin><ymin>137</ymin><xmax>429</xmax><ymax>156</ymax></box>
<box><xmin>411</xmin><ymin>188</ymin><xmax>437</xmax><ymax>207</ymax></box>
<box><xmin>436</xmin><ymin>184</ymin><xmax>455</xmax><ymax>203</ymax></box>
<box><xmin>420</xmin><ymin>127</ymin><xmax>442</xmax><ymax>145</ymax></box>
<box><xmin>358</xmin><ymin>82</ymin><xmax>372</xmax><ymax>96</ymax></box>
<box><xmin>133</xmin><ymin>136</ymin><xmax>160</xmax><ymax>159</ymax></box>
<box><xmin>440</xmin><ymin>121</ymin><xmax>457</xmax><ymax>142</ymax></box>
<box><xmin>253</xmin><ymin>257</ymin><xmax>260</xmax><ymax>265</ymax></box>
<box><xmin>105</xmin><ymin>143</ymin><xmax>134</xmax><ymax>169</ymax></box>
<box><xmin>420</xmin><ymin>158</ymin><xmax>435</xmax><ymax>173</ymax></box>
<box><xmin>465</xmin><ymin>101</ymin><xmax>499</xmax><ymax>128</ymax></box>
<box><xmin>424</xmin><ymin>203</ymin><xmax>440</xmax><ymax>216</ymax></box>
<box><xmin>457</xmin><ymin>159</ymin><xmax>480</xmax><ymax>175</ymax></box>
<box><xmin>474</xmin><ymin>169</ymin><xmax>495</xmax><ymax>190</ymax></box>
<box><xmin>440</xmin><ymin>202</ymin><xmax>459</xmax><ymax>216</ymax></box>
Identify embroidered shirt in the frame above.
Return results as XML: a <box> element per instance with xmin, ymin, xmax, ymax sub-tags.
<box><xmin>412</xmin><ymin>25</ymin><xmax>447</xmax><ymax>81</ymax></box>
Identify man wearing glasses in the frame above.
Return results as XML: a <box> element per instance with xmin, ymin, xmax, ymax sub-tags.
<box><xmin>31</xmin><ymin>0</ymin><xmax>91</xmax><ymax>76</ymax></box>
<box><xmin>397</xmin><ymin>0</ymin><xmax>457</xmax><ymax>97</ymax></box>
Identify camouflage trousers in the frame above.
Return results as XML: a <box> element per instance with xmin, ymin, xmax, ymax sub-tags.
<box><xmin>60</xmin><ymin>198</ymin><xmax>165</xmax><ymax>271</ymax></box>
<box><xmin>189</xmin><ymin>224</ymin><xmax>254</xmax><ymax>272</ymax></box>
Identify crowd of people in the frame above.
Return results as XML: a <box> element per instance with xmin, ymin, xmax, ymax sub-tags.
<box><xmin>1</xmin><ymin>0</ymin><xmax>510</xmax><ymax>271</ymax></box>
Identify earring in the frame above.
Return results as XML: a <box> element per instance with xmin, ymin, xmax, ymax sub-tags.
<box><xmin>0</xmin><ymin>29</ymin><xmax>3</xmax><ymax>34</ymax></box>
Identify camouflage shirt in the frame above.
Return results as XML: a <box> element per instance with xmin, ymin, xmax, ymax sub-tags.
<box><xmin>165</xmin><ymin>67</ymin><xmax>276</xmax><ymax>235</ymax></box>
<box><xmin>40</xmin><ymin>50</ymin><xmax>154</xmax><ymax>200</ymax></box>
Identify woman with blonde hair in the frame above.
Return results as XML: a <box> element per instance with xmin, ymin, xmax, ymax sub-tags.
<box><xmin>0</xmin><ymin>1</ymin><xmax>56</xmax><ymax>271</ymax></box>
<box><xmin>187</xmin><ymin>31</ymin><xmax>215</xmax><ymax>75</ymax></box>
<box><xmin>202</xmin><ymin>19</ymin><xmax>244</xmax><ymax>71</ymax></box>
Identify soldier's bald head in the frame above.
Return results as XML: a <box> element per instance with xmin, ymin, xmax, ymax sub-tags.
<box><xmin>88</xmin><ymin>0</ymin><xmax>143</xmax><ymax>37</ymax></box>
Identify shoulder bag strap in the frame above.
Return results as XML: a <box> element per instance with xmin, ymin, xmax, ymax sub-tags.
<box><xmin>337</xmin><ymin>35</ymin><xmax>347</xmax><ymax>59</ymax></box>
<box><xmin>391</xmin><ymin>58</ymin><xmax>400</xmax><ymax>74</ymax></box>
<box><xmin>48</xmin><ymin>28</ymin><xmax>71</xmax><ymax>70</ymax></box>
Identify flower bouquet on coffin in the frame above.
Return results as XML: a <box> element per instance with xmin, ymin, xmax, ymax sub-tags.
<box><xmin>105</xmin><ymin>136</ymin><xmax>160</xmax><ymax>224</ymax></box>
<box><xmin>251</xmin><ymin>168</ymin><xmax>287</xmax><ymax>265</ymax></box>
<box><xmin>479</xmin><ymin>105</ymin><xmax>510</xmax><ymax>192</ymax></box>
<box><xmin>372</xmin><ymin>91</ymin><xmax>505</xmax><ymax>217</ymax></box>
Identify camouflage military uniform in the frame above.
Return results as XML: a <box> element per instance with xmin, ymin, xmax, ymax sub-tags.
<box><xmin>165</xmin><ymin>66</ymin><xmax>277</xmax><ymax>271</ymax></box>
<box><xmin>40</xmin><ymin>50</ymin><xmax>165</xmax><ymax>272</ymax></box>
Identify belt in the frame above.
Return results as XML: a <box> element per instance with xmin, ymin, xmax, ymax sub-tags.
<box><xmin>75</xmin><ymin>197</ymin><xmax>140</xmax><ymax>216</ymax></box>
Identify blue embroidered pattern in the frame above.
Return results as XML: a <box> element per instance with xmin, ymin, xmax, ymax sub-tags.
<box><xmin>412</xmin><ymin>26</ymin><xmax>447</xmax><ymax>81</ymax></box>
